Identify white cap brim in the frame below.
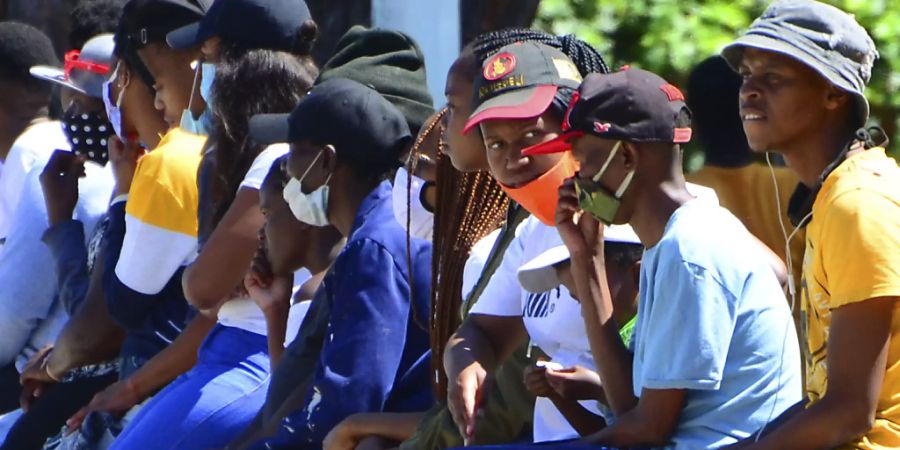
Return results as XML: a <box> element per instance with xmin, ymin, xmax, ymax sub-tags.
<box><xmin>29</xmin><ymin>66</ymin><xmax>87</xmax><ymax>95</ymax></box>
<box><xmin>516</xmin><ymin>224</ymin><xmax>641</xmax><ymax>294</ymax></box>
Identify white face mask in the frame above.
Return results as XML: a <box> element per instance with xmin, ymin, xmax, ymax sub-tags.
<box><xmin>102</xmin><ymin>62</ymin><xmax>126</xmax><ymax>140</ymax></box>
<box><xmin>283</xmin><ymin>150</ymin><xmax>332</xmax><ymax>227</ymax></box>
<box><xmin>392</xmin><ymin>166</ymin><xmax>434</xmax><ymax>240</ymax></box>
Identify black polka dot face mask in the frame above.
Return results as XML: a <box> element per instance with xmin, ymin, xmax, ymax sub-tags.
<box><xmin>61</xmin><ymin>108</ymin><xmax>113</xmax><ymax>166</ymax></box>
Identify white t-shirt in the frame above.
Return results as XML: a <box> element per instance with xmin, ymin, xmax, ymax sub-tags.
<box><xmin>0</xmin><ymin>121</ymin><xmax>68</xmax><ymax>241</ymax></box>
<box><xmin>285</xmin><ymin>267</ymin><xmax>315</xmax><ymax>347</ymax></box>
<box><xmin>469</xmin><ymin>218</ymin><xmax>606</xmax><ymax>442</ymax></box>
<box><xmin>461</xmin><ymin>228</ymin><xmax>501</xmax><ymax>301</ymax></box>
<box><xmin>0</xmin><ymin>161</ymin><xmax>113</xmax><ymax>370</ymax></box>
<box><xmin>218</xmin><ymin>144</ymin><xmax>295</xmax><ymax>335</ymax></box>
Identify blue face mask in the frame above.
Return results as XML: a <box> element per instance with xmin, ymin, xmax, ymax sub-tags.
<box><xmin>200</xmin><ymin>63</ymin><xmax>216</xmax><ymax>105</ymax></box>
<box><xmin>180</xmin><ymin>61</ymin><xmax>216</xmax><ymax>136</ymax></box>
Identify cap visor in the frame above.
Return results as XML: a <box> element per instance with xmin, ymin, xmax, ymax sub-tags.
<box><xmin>29</xmin><ymin>66</ymin><xmax>86</xmax><ymax>95</ymax></box>
<box><xmin>166</xmin><ymin>22</ymin><xmax>203</xmax><ymax>49</ymax></box>
<box><xmin>522</xmin><ymin>131</ymin><xmax>583</xmax><ymax>156</ymax></box>
<box><xmin>464</xmin><ymin>85</ymin><xmax>558</xmax><ymax>134</ymax></box>
<box><xmin>517</xmin><ymin>244</ymin><xmax>570</xmax><ymax>293</ymax></box>
<box><xmin>249</xmin><ymin>113</ymin><xmax>292</xmax><ymax>145</ymax></box>
<box><xmin>604</xmin><ymin>224</ymin><xmax>641</xmax><ymax>245</ymax></box>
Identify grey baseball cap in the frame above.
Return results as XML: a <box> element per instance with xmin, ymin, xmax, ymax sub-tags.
<box><xmin>30</xmin><ymin>34</ymin><xmax>115</xmax><ymax>99</ymax></box>
<box><xmin>721</xmin><ymin>0</ymin><xmax>878</xmax><ymax>125</ymax></box>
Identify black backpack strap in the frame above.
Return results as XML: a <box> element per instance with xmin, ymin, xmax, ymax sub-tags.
<box><xmin>461</xmin><ymin>204</ymin><xmax>529</xmax><ymax>317</ymax></box>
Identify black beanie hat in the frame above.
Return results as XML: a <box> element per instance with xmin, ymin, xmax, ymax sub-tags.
<box><xmin>317</xmin><ymin>25</ymin><xmax>434</xmax><ymax>135</ymax></box>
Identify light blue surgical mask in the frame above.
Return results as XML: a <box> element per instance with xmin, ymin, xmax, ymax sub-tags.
<box><xmin>102</xmin><ymin>62</ymin><xmax>126</xmax><ymax>140</ymax></box>
<box><xmin>200</xmin><ymin>63</ymin><xmax>216</xmax><ymax>105</ymax></box>
<box><xmin>180</xmin><ymin>61</ymin><xmax>214</xmax><ymax>136</ymax></box>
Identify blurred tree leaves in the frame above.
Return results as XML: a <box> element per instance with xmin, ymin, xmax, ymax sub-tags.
<box><xmin>535</xmin><ymin>0</ymin><xmax>900</xmax><ymax>158</ymax></box>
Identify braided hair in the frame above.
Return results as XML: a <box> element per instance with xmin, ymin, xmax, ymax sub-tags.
<box><xmin>405</xmin><ymin>108</ymin><xmax>510</xmax><ymax>399</ymax></box>
<box><xmin>468</xmin><ymin>28</ymin><xmax>610</xmax><ymax>77</ymax></box>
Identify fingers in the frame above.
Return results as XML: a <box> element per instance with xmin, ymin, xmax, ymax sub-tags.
<box><xmin>73</xmin><ymin>156</ymin><xmax>87</xmax><ymax>178</ymax></box>
<box><xmin>66</xmin><ymin>406</ymin><xmax>90</xmax><ymax>435</ymax></box>
<box><xmin>556</xmin><ymin>178</ymin><xmax>582</xmax><ymax>227</ymax></box>
<box><xmin>20</xmin><ymin>346</ymin><xmax>52</xmax><ymax>381</ymax></box>
<box><xmin>544</xmin><ymin>366</ymin><xmax>575</xmax><ymax>387</ymax></box>
<box><xmin>40</xmin><ymin>151</ymin><xmax>77</xmax><ymax>181</ymax></box>
<box><xmin>523</xmin><ymin>366</ymin><xmax>550</xmax><ymax>394</ymax></box>
<box><xmin>447</xmin><ymin>385</ymin><xmax>469</xmax><ymax>443</ymax></box>
<box><xmin>460</xmin><ymin>377</ymin><xmax>478</xmax><ymax>440</ymax></box>
<box><xmin>244</xmin><ymin>270</ymin><xmax>262</xmax><ymax>292</ymax></box>
<box><xmin>19</xmin><ymin>381</ymin><xmax>39</xmax><ymax>412</ymax></box>
<box><xmin>559</xmin><ymin>177</ymin><xmax>578</xmax><ymax>198</ymax></box>
<box><xmin>107</xmin><ymin>135</ymin><xmax>125</xmax><ymax>160</ymax></box>
<box><xmin>467</xmin><ymin>375</ymin><xmax>492</xmax><ymax>442</ymax></box>
<box><xmin>249</xmin><ymin>250</ymin><xmax>274</xmax><ymax>286</ymax></box>
<box><xmin>108</xmin><ymin>135</ymin><xmax>145</xmax><ymax>163</ymax></box>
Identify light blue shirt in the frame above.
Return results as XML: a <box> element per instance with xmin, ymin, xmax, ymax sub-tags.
<box><xmin>631</xmin><ymin>199</ymin><xmax>802</xmax><ymax>449</ymax></box>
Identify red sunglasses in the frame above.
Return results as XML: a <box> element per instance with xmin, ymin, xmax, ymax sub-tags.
<box><xmin>63</xmin><ymin>50</ymin><xmax>110</xmax><ymax>80</ymax></box>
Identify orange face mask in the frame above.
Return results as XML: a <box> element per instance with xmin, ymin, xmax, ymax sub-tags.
<box><xmin>499</xmin><ymin>151</ymin><xmax>579</xmax><ymax>225</ymax></box>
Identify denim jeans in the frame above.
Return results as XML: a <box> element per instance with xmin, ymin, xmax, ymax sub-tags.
<box><xmin>109</xmin><ymin>324</ymin><xmax>270</xmax><ymax>450</ymax></box>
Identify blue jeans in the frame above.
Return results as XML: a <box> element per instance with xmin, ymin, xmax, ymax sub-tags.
<box><xmin>108</xmin><ymin>324</ymin><xmax>270</xmax><ymax>450</ymax></box>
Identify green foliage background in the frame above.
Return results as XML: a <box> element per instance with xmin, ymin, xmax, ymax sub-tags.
<box><xmin>535</xmin><ymin>0</ymin><xmax>900</xmax><ymax>164</ymax></box>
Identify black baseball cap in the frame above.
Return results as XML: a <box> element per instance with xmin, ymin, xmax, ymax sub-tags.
<box><xmin>464</xmin><ymin>41</ymin><xmax>583</xmax><ymax>134</ymax></box>
<box><xmin>118</xmin><ymin>0</ymin><xmax>206</xmax><ymax>50</ymax></box>
<box><xmin>523</xmin><ymin>68</ymin><xmax>692</xmax><ymax>156</ymax></box>
<box><xmin>249</xmin><ymin>77</ymin><xmax>411</xmax><ymax>167</ymax></box>
<box><xmin>167</xmin><ymin>0</ymin><xmax>311</xmax><ymax>52</ymax></box>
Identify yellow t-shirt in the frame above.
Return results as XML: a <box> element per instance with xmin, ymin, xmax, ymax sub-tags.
<box><xmin>687</xmin><ymin>163</ymin><xmax>805</xmax><ymax>287</ymax></box>
<box><xmin>116</xmin><ymin>127</ymin><xmax>205</xmax><ymax>295</ymax></box>
<box><xmin>802</xmin><ymin>148</ymin><xmax>900</xmax><ymax>449</ymax></box>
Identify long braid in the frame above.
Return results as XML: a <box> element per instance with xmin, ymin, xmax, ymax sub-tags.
<box><xmin>429</xmin><ymin>149</ymin><xmax>509</xmax><ymax>400</ymax></box>
<box><xmin>405</xmin><ymin>109</ymin><xmax>446</xmax><ymax>334</ymax></box>
<box><xmin>468</xmin><ymin>28</ymin><xmax>610</xmax><ymax>76</ymax></box>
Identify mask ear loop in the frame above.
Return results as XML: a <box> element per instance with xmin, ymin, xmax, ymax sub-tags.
<box><xmin>592</xmin><ymin>141</ymin><xmax>622</xmax><ymax>182</ymax></box>
<box><xmin>107</xmin><ymin>61</ymin><xmax>125</xmax><ymax>109</ymax></box>
<box><xmin>115</xmin><ymin>62</ymin><xmax>130</xmax><ymax>110</ymax></box>
<box><xmin>298</xmin><ymin>148</ymin><xmax>333</xmax><ymax>188</ymax></box>
<box><xmin>297</xmin><ymin>149</ymin><xmax>323</xmax><ymax>182</ymax></box>
<box><xmin>320</xmin><ymin>146</ymin><xmax>335</xmax><ymax>187</ymax></box>
<box><xmin>614</xmin><ymin>170</ymin><xmax>635</xmax><ymax>199</ymax></box>
<box><xmin>186</xmin><ymin>60</ymin><xmax>201</xmax><ymax>116</ymax></box>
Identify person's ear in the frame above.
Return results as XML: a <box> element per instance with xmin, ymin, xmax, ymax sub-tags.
<box><xmin>629</xmin><ymin>260</ymin><xmax>641</xmax><ymax>287</ymax></box>
<box><xmin>322</xmin><ymin>144</ymin><xmax>338</xmax><ymax>173</ymax></box>
<box><xmin>118</xmin><ymin>63</ymin><xmax>132</xmax><ymax>89</ymax></box>
<box><xmin>621</xmin><ymin>141</ymin><xmax>638</xmax><ymax>172</ymax></box>
<box><xmin>824</xmin><ymin>85</ymin><xmax>849</xmax><ymax>112</ymax></box>
<box><xmin>201</xmin><ymin>36</ymin><xmax>222</xmax><ymax>63</ymax></box>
